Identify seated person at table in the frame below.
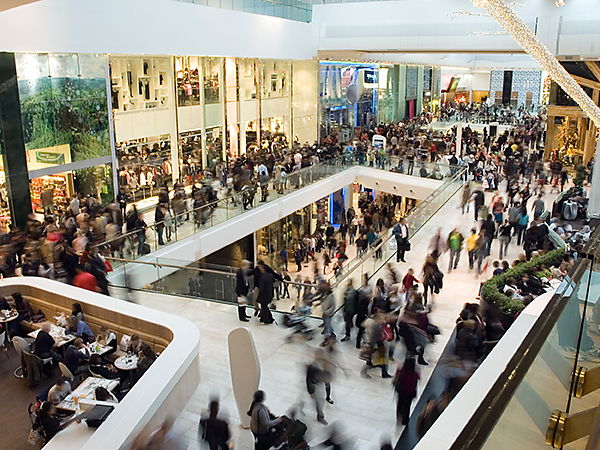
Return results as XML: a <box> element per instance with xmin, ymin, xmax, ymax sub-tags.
<box><xmin>64</xmin><ymin>338</ymin><xmax>90</xmax><ymax>376</ymax></box>
<box><xmin>0</xmin><ymin>296</ymin><xmax>19</xmax><ymax>337</ymax></box>
<box><xmin>13</xmin><ymin>292</ymin><xmax>34</xmax><ymax>320</ymax></box>
<box><xmin>127</xmin><ymin>334</ymin><xmax>143</xmax><ymax>354</ymax></box>
<box><xmin>97</xmin><ymin>325</ymin><xmax>117</xmax><ymax>354</ymax></box>
<box><xmin>47</xmin><ymin>378</ymin><xmax>72</xmax><ymax>404</ymax></box>
<box><xmin>137</xmin><ymin>343</ymin><xmax>156</xmax><ymax>371</ymax></box>
<box><xmin>132</xmin><ymin>343</ymin><xmax>156</xmax><ymax>384</ymax></box>
<box><xmin>71</xmin><ymin>303</ymin><xmax>85</xmax><ymax>322</ymax></box>
<box><xmin>95</xmin><ymin>386</ymin><xmax>118</xmax><ymax>403</ymax></box>
<box><xmin>37</xmin><ymin>402</ymin><xmax>63</xmax><ymax>440</ymax></box>
<box><xmin>34</xmin><ymin>322</ymin><xmax>62</xmax><ymax>365</ymax></box>
<box><xmin>65</xmin><ymin>316</ymin><xmax>95</xmax><ymax>343</ymax></box>
<box><xmin>89</xmin><ymin>354</ymin><xmax>120</xmax><ymax>380</ymax></box>
<box><xmin>0</xmin><ymin>296</ymin><xmax>10</xmax><ymax>310</ymax></box>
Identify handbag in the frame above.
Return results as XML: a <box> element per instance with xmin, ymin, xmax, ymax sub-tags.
<box><xmin>381</xmin><ymin>324</ymin><xmax>394</xmax><ymax>342</ymax></box>
<box><xmin>28</xmin><ymin>428</ymin><xmax>42</xmax><ymax>445</ymax></box>
<box><xmin>358</xmin><ymin>343</ymin><xmax>373</xmax><ymax>361</ymax></box>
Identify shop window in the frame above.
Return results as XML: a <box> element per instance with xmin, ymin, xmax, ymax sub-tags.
<box><xmin>204</xmin><ymin>58</ymin><xmax>220</xmax><ymax>104</ymax></box>
<box><xmin>180</xmin><ymin>130</ymin><xmax>203</xmax><ymax>185</ymax></box>
<box><xmin>241</xmin><ymin>59</ymin><xmax>257</xmax><ymax>100</ymax></box>
<box><xmin>176</xmin><ymin>56</ymin><xmax>201</xmax><ymax>107</ymax></box>
<box><xmin>260</xmin><ymin>60</ymin><xmax>290</xmax><ymax>99</ymax></box>
<box><xmin>29</xmin><ymin>163</ymin><xmax>114</xmax><ymax>215</ymax></box>
<box><xmin>205</xmin><ymin>127</ymin><xmax>222</xmax><ymax>167</ymax></box>
<box><xmin>117</xmin><ymin>136</ymin><xmax>173</xmax><ymax>202</ymax></box>
<box><xmin>17</xmin><ymin>53</ymin><xmax>111</xmax><ymax>165</ymax></box>
<box><xmin>110</xmin><ymin>56</ymin><xmax>170</xmax><ymax>112</ymax></box>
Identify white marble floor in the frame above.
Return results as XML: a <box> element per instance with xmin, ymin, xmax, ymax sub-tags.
<box><xmin>114</xmin><ymin>184</ymin><xmax>556</xmax><ymax>450</ymax></box>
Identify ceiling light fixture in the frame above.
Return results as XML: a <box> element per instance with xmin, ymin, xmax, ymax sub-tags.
<box><xmin>470</xmin><ymin>0</ymin><xmax>600</xmax><ymax>128</ymax></box>
<box><xmin>555</xmin><ymin>0</ymin><xmax>565</xmax><ymax>6</ymax></box>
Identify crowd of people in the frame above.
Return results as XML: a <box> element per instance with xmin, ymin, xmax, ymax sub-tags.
<box><xmin>3</xmin><ymin>100</ymin><xmax>596</xmax><ymax>450</ymax></box>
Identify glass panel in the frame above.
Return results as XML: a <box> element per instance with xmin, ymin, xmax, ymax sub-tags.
<box><xmin>479</xmin><ymin>258</ymin><xmax>593</xmax><ymax>450</ymax></box>
<box><xmin>204</xmin><ymin>57</ymin><xmax>220</xmax><ymax>104</ymax></box>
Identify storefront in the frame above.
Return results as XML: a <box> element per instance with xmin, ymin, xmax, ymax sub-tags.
<box><xmin>16</xmin><ymin>52</ymin><xmax>114</xmax><ymax>217</ymax></box>
<box><xmin>319</xmin><ymin>62</ymin><xmax>379</xmax><ymax>141</ymax></box>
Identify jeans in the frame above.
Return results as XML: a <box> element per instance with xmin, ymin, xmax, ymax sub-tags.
<box><xmin>344</xmin><ymin>312</ymin><xmax>355</xmax><ymax>337</ymax></box>
<box><xmin>448</xmin><ymin>248</ymin><xmax>461</xmax><ymax>270</ymax></box>
<box><xmin>499</xmin><ymin>236</ymin><xmax>510</xmax><ymax>259</ymax></box>
<box><xmin>323</xmin><ymin>316</ymin><xmax>333</xmax><ymax>338</ymax></box>
<box><xmin>407</xmin><ymin>160</ymin><xmax>415</xmax><ymax>175</ymax></box>
<box><xmin>137</xmin><ymin>232</ymin><xmax>146</xmax><ymax>255</ymax></box>
<box><xmin>157</xmin><ymin>227</ymin><xmax>164</xmax><ymax>245</ymax></box>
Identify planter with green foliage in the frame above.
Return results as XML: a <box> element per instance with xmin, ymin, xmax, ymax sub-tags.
<box><xmin>480</xmin><ymin>248</ymin><xmax>566</xmax><ymax>315</ymax></box>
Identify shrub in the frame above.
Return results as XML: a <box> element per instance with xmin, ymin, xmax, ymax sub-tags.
<box><xmin>480</xmin><ymin>248</ymin><xmax>566</xmax><ymax>315</ymax></box>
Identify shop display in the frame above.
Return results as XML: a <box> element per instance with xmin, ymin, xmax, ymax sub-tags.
<box><xmin>30</xmin><ymin>174</ymin><xmax>72</xmax><ymax>214</ymax></box>
<box><xmin>175</xmin><ymin>56</ymin><xmax>201</xmax><ymax>106</ymax></box>
<box><xmin>117</xmin><ymin>136</ymin><xmax>173</xmax><ymax>202</ymax></box>
<box><xmin>111</xmin><ymin>56</ymin><xmax>170</xmax><ymax>112</ymax></box>
<box><xmin>179</xmin><ymin>130</ymin><xmax>203</xmax><ymax>185</ymax></box>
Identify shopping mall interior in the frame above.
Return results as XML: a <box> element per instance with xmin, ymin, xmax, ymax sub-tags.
<box><xmin>0</xmin><ymin>0</ymin><xmax>600</xmax><ymax>449</ymax></box>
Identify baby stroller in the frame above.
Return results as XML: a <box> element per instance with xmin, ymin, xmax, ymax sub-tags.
<box><xmin>242</xmin><ymin>184</ymin><xmax>256</xmax><ymax>210</ymax></box>
<box><xmin>284</xmin><ymin>305</ymin><xmax>314</xmax><ymax>342</ymax></box>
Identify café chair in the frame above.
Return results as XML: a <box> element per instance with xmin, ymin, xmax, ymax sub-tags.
<box><xmin>58</xmin><ymin>362</ymin><xmax>75</xmax><ymax>382</ymax></box>
<box><xmin>12</xmin><ymin>336</ymin><xmax>30</xmax><ymax>378</ymax></box>
<box><xmin>0</xmin><ymin>331</ymin><xmax>8</xmax><ymax>358</ymax></box>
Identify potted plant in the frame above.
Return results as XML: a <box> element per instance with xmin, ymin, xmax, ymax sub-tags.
<box><xmin>479</xmin><ymin>248</ymin><xmax>566</xmax><ymax>326</ymax></box>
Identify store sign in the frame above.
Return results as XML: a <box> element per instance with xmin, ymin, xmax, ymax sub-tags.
<box><xmin>364</xmin><ymin>70</ymin><xmax>377</xmax><ymax>84</ymax></box>
<box><xmin>36</xmin><ymin>151</ymin><xmax>65</xmax><ymax>165</ymax></box>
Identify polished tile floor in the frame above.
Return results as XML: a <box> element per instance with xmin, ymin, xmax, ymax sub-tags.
<box><xmin>118</xmin><ymin>185</ymin><xmax>556</xmax><ymax>450</ymax></box>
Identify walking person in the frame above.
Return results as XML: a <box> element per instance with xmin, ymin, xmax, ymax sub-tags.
<box><xmin>355</xmin><ymin>274</ymin><xmax>373</xmax><ymax>349</ymax></box>
<box><xmin>393</xmin><ymin>356</ymin><xmax>420</xmax><ymax>426</ymax></box>
<box><xmin>422</xmin><ymin>254</ymin><xmax>441</xmax><ymax>306</ymax></box>
<box><xmin>460</xmin><ymin>182</ymin><xmax>471</xmax><ymax>214</ymax></box>
<box><xmin>341</xmin><ymin>279</ymin><xmax>358</xmax><ymax>342</ymax></box>
<box><xmin>498</xmin><ymin>220</ymin><xmax>512</xmax><ymax>260</ymax></box>
<box><xmin>247</xmin><ymin>391</ymin><xmax>282</xmax><ymax>450</ymax></box>
<box><xmin>393</xmin><ymin>218</ymin><xmax>410</xmax><ymax>263</ymax></box>
<box><xmin>447</xmin><ymin>227</ymin><xmax>464</xmax><ymax>272</ymax></box>
<box><xmin>306</xmin><ymin>349</ymin><xmax>329</xmax><ymax>425</ymax></box>
<box><xmin>315</xmin><ymin>279</ymin><xmax>336</xmax><ymax>345</ymax></box>
<box><xmin>235</xmin><ymin>260</ymin><xmax>251</xmax><ymax>322</ymax></box>
<box><xmin>471</xmin><ymin>189</ymin><xmax>485</xmax><ymax>221</ymax></box>
<box><xmin>281</xmin><ymin>271</ymin><xmax>291</xmax><ymax>299</ymax></box>
<box><xmin>199</xmin><ymin>400</ymin><xmax>231</xmax><ymax>450</ymax></box>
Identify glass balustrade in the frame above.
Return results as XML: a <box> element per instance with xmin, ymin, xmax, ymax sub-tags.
<box><xmin>106</xmin><ymin>167</ymin><xmax>466</xmax><ymax>318</ymax></box>
<box><xmin>450</xmin><ymin>227</ymin><xmax>600</xmax><ymax>450</ymax></box>
<box><xmin>100</xmin><ymin>155</ymin><xmax>463</xmax><ymax>270</ymax></box>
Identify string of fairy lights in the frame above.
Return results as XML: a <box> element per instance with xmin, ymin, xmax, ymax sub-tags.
<box><xmin>469</xmin><ymin>0</ymin><xmax>600</xmax><ymax>129</ymax></box>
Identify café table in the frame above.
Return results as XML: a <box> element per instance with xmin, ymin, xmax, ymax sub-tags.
<box><xmin>28</xmin><ymin>324</ymin><xmax>75</xmax><ymax>347</ymax></box>
<box><xmin>0</xmin><ymin>309</ymin><xmax>18</xmax><ymax>324</ymax></box>
<box><xmin>57</xmin><ymin>376</ymin><xmax>119</xmax><ymax>412</ymax></box>
<box><xmin>87</xmin><ymin>342</ymin><xmax>111</xmax><ymax>356</ymax></box>
<box><xmin>114</xmin><ymin>354</ymin><xmax>138</xmax><ymax>384</ymax></box>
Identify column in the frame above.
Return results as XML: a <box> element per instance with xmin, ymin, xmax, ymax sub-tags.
<box><xmin>397</xmin><ymin>65</ymin><xmax>407</xmax><ymax>121</ymax></box>
<box><xmin>167</xmin><ymin>56</ymin><xmax>180</xmax><ymax>183</ymax></box>
<box><xmin>199</xmin><ymin>58</ymin><xmax>207</xmax><ymax>169</ymax></box>
<box><xmin>416</xmin><ymin>66</ymin><xmax>425</xmax><ymax>116</ymax></box>
<box><xmin>0</xmin><ymin>53</ymin><xmax>32</xmax><ymax>228</ymax></box>
<box><xmin>218</xmin><ymin>58</ymin><xmax>226</xmax><ymax>161</ymax></box>
<box><xmin>587</xmin><ymin>139</ymin><xmax>600</xmax><ymax>220</ymax></box>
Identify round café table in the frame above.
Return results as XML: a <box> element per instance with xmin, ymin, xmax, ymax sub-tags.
<box><xmin>114</xmin><ymin>355</ymin><xmax>139</xmax><ymax>385</ymax></box>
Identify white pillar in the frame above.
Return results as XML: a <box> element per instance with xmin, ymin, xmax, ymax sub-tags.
<box><xmin>587</xmin><ymin>138</ymin><xmax>600</xmax><ymax>219</ymax></box>
<box><xmin>456</xmin><ymin>123</ymin><xmax>463</xmax><ymax>156</ymax></box>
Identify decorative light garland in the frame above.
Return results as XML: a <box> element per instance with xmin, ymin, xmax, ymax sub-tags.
<box><xmin>470</xmin><ymin>0</ymin><xmax>600</xmax><ymax>128</ymax></box>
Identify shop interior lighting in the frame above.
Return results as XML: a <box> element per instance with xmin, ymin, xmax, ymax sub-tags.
<box><xmin>470</xmin><ymin>0</ymin><xmax>600</xmax><ymax>128</ymax></box>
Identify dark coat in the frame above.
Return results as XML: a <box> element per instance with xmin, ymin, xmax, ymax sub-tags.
<box><xmin>235</xmin><ymin>269</ymin><xmax>249</xmax><ymax>297</ymax></box>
